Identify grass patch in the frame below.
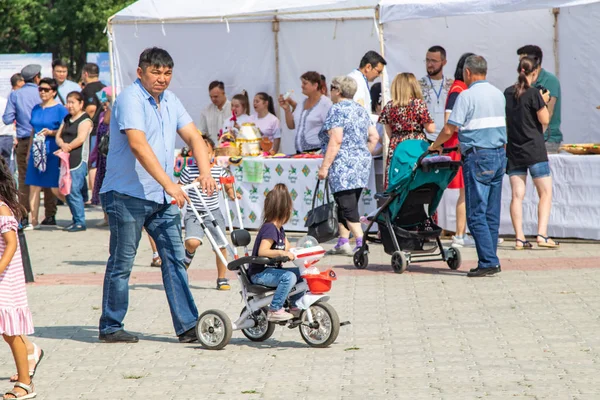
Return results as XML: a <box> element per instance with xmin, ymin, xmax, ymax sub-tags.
<box><xmin>241</xmin><ymin>390</ymin><xmax>260</xmax><ymax>394</ymax></box>
<box><xmin>344</xmin><ymin>346</ymin><xmax>360</xmax><ymax>351</ymax></box>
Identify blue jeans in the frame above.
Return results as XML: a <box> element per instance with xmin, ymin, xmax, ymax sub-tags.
<box><xmin>463</xmin><ymin>147</ymin><xmax>506</xmax><ymax>269</ymax></box>
<box><xmin>65</xmin><ymin>163</ymin><xmax>87</xmax><ymax>227</ymax></box>
<box><xmin>99</xmin><ymin>190</ymin><xmax>198</xmax><ymax>336</ymax></box>
<box><xmin>250</xmin><ymin>267</ymin><xmax>304</xmax><ymax>311</ymax></box>
<box><xmin>0</xmin><ymin>136</ymin><xmax>15</xmax><ymax>174</ymax></box>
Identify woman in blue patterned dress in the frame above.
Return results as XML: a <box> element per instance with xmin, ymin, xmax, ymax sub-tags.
<box><xmin>318</xmin><ymin>76</ymin><xmax>379</xmax><ymax>256</ymax></box>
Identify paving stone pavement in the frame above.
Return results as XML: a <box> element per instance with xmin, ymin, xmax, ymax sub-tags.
<box><xmin>2</xmin><ymin>206</ymin><xmax>600</xmax><ymax>399</ymax></box>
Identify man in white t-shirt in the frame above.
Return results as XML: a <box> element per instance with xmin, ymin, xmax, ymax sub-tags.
<box><xmin>347</xmin><ymin>51</ymin><xmax>387</xmax><ymax>114</ymax></box>
<box><xmin>419</xmin><ymin>46</ymin><xmax>454</xmax><ymax>142</ymax></box>
<box><xmin>198</xmin><ymin>80</ymin><xmax>232</xmax><ymax>143</ymax></box>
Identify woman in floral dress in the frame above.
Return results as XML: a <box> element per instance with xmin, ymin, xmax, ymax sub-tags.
<box><xmin>318</xmin><ymin>76</ymin><xmax>379</xmax><ymax>256</ymax></box>
<box><xmin>379</xmin><ymin>72</ymin><xmax>435</xmax><ymax>189</ymax></box>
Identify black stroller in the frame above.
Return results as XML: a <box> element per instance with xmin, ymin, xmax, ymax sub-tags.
<box><xmin>353</xmin><ymin>139</ymin><xmax>462</xmax><ymax>273</ymax></box>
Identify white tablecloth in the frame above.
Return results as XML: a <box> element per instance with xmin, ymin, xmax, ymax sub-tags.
<box><xmin>226</xmin><ymin>158</ymin><xmax>378</xmax><ymax>231</ymax></box>
<box><xmin>437</xmin><ymin>154</ymin><xmax>600</xmax><ymax>240</ymax></box>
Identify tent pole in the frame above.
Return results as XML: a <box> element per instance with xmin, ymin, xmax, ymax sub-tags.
<box><xmin>107</xmin><ymin>16</ymin><xmax>117</xmax><ymax>102</ymax></box>
<box><xmin>553</xmin><ymin>8</ymin><xmax>560</xmax><ymax>79</ymax></box>
<box><xmin>273</xmin><ymin>17</ymin><xmax>281</xmax><ymax>118</ymax></box>
<box><xmin>376</xmin><ymin>5</ymin><xmax>390</xmax><ymax>187</ymax></box>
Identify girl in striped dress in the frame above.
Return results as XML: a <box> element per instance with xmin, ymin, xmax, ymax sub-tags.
<box><xmin>0</xmin><ymin>157</ymin><xmax>38</xmax><ymax>399</ymax></box>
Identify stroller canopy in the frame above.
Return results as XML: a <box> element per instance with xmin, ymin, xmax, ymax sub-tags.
<box><xmin>386</xmin><ymin>139</ymin><xmax>458</xmax><ymax>217</ymax></box>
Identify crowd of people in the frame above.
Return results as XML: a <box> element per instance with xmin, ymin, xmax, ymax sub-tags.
<box><xmin>1</xmin><ymin>61</ymin><xmax>108</xmax><ymax>233</ymax></box>
<box><xmin>0</xmin><ymin>42</ymin><xmax>565</xmax><ymax>398</ymax></box>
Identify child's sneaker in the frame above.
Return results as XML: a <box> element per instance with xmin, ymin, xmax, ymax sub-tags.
<box><xmin>267</xmin><ymin>309</ymin><xmax>294</xmax><ymax>322</ymax></box>
<box><xmin>216</xmin><ymin>278</ymin><xmax>230</xmax><ymax>291</ymax></box>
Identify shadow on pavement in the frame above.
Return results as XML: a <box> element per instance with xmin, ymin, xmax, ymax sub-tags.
<box><xmin>63</xmin><ymin>260</ymin><xmax>107</xmax><ymax>266</ymax></box>
<box><xmin>334</xmin><ymin>263</ymin><xmax>466</xmax><ymax>276</ymax></box>
<box><xmin>190</xmin><ymin>338</ymin><xmax>308</xmax><ymax>351</ymax></box>
<box><xmin>32</xmin><ymin>325</ymin><xmax>182</xmax><ymax>344</ymax></box>
<box><xmin>130</xmin><ymin>283</ymin><xmax>211</xmax><ymax>291</ymax></box>
<box><xmin>33</xmin><ymin>325</ymin><xmax>100</xmax><ymax>343</ymax></box>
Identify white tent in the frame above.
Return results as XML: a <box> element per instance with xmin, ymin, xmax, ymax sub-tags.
<box><xmin>108</xmin><ymin>0</ymin><xmax>600</xmax><ymax>152</ymax></box>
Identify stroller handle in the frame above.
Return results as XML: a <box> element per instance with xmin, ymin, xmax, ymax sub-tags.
<box><xmin>417</xmin><ymin>147</ymin><xmax>458</xmax><ymax>167</ymax></box>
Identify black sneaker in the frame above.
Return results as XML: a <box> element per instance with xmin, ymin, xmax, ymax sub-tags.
<box><xmin>470</xmin><ymin>266</ymin><xmax>502</xmax><ymax>273</ymax></box>
<box><xmin>178</xmin><ymin>328</ymin><xmax>198</xmax><ymax>343</ymax></box>
<box><xmin>99</xmin><ymin>330</ymin><xmax>139</xmax><ymax>343</ymax></box>
<box><xmin>467</xmin><ymin>266</ymin><xmax>500</xmax><ymax>277</ymax></box>
<box><xmin>41</xmin><ymin>216</ymin><xmax>57</xmax><ymax>226</ymax></box>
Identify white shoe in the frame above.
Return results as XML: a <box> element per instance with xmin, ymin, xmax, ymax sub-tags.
<box><xmin>267</xmin><ymin>309</ymin><xmax>294</xmax><ymax>322</ymax></box>
<box><xmin>451</xmin><ymin>235</ymin><xmax>475</xmax><ymax>248</ymax></box>
<box><xmin>22</xmin><ymin>224</ymin><xmax>34</xmax><ymax>231</ymax></box>
<box><xmin>497</xmin><ymin>238</ymin><xmax>504</xmax><ymax>244</ymax></box>
<box><xmin>325</xmin><ymin>242</ymin><xmax>353</xmax><ymax>256</ymax></box>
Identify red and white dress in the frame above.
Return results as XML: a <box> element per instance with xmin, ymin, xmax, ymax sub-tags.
<box><xmin>0</xmin><ymin>202</ymin><xmax>34</xmax><ymax>336</ymax></box>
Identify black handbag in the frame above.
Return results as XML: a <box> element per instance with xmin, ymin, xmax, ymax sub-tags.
<box><xmin>305</xmin><ymin>178</ymin><xmax>339</xmax><ymax>243</ymax></box>
<box><xmin>98</xmin><ymin>134</ymin><xmax>109</xmax><ymax>156</ymax></box>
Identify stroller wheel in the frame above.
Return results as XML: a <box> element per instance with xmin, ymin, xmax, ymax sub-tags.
<box><xmin>196</xmin><ymin>309</ymin><xmax>232</xmax><ymax>350</ymax></box>
<box><xmin>353</xmin><ymin>250</ymin><xmax>369</xmax><ymax>269</ymax></box>
<box><xmin>391</xmin><ymin>251</ymin><xmax>408</xmax><ymax>274</ymax></box>
<box><xmin>446</xmin><ymin>247</ymin><xmax>462</xmax><ymax>270</ymax></box>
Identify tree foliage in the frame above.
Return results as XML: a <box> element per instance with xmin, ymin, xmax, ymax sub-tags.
<box><xmin>0</xmin><ymin>0</ymin><xmax>135</xmax><ymax>79</ymax></box>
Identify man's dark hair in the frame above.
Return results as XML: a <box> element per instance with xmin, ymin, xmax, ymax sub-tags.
<box><xmin>82</xmin><ymin>63</ymin><xmax>100</xmax><ymax>77</ymax></box>
<box><xmin>10</xmin><ymin>73</ymin><xmax>23</xmax><ymax>88</ymax></box>
<box><xmin>138</xmin><ymin>47</ymin><xmax>174</xmax><ymax>71</ymax></box>
<box><xmin>52</xmin><ymin>59</ymin><xmax>69</xmax><ymax>70</ymax></box>
<box><xmin>39</xmin><ymin>77</ymin><xmax>58</xmax><ymax>91</ymax></box>
<box><xmin>359</xmin><ymin>51</ymin><xmax>387</xmax><ymax>69</ymax></box>
<box><xmin>454</xmin><ymin>52</ymin><xmax>475</xmax><ymax>81</ymax></box>
<box><xmin>517</xmin><ymin>45</ymin><xmax>543</xmax><ymax>65</ymax></box>
<box><xmin>209</xmin><ymin>80</ymin><xmax>225</xmax><ymax>92</ymax></box>
<box><xmin>428</xmin><ymin>45</ymin><xmax>447</xmax><ymax>60</ymax></box>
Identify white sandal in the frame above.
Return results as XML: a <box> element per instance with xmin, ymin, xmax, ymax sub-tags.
<box><xmin>10</xmin><ymin>344</ymin><xmax>44</xmax><ymax>383</ymax></box>
<box><xmin>3</xmin><ymin>381</ymin><xmax>36</xmax><ymax>399</ymax></box>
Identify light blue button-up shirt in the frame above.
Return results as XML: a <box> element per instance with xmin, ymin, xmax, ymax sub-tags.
<box><xmin>2</xmin><ymin>83</ymin><xmax>41</xmax><ymax>139</ymax></box>
<box><xmin>55</xmin><ymin>79</ymin><xmax>81</xmax><ymax>104</ymax></box>
<box><xmin>100</xmin><ymin>79</ymin><xmax>193</xmax><ymax>203</ymax></box>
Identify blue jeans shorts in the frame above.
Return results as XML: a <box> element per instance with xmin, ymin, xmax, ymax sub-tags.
<box><xmin>507</xmin><ymin>161</ymin><xmax>551</xmax><ymax>179</ymax></box>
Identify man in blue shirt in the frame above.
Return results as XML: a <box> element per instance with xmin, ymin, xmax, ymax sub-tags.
<box><xmin>99</xmin><ymin>48</ymin><xmax>217</xmax><ymax>344</ymax></box>
<box><xmin>430</xmin><ymin>55</ymin><xmax>507</xmax><ymax>277</ymax></box>
<box><xmin>2</xmin><ymin>64</ymin><xmax>46</xmax><ymax>227</ymax></box>
<box><xmin>52</xmin><ymin>59</ymin><xmax>81</xmax><ymax>105</ymax></box>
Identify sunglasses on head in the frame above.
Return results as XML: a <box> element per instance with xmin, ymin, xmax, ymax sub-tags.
<box><xmin>38</xmin><ymin>87</ymin><xmax>53</xmax><ymax>93</ymax></box>
<box><xmin>330</xmin><ymin>85</ymin><xmax>339</xmax><ymax>91</ymax></box>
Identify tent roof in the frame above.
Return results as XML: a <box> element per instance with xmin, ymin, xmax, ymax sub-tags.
<box><xmin>110</xmin><ymin>0</ymin><xmax>600</xmax><ymax>24</ymax></box>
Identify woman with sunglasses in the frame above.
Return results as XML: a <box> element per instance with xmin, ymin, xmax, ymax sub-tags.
<box><xmin>25</xmin><ymin>78</ymin><xmax>68</xmax><ymax>229</ymax></box>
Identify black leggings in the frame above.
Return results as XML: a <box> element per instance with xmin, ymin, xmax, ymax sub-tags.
<box><xmin>333</xmin><ymin>188</ymin><xmax>363</xmax><ymax>230</ymax></box>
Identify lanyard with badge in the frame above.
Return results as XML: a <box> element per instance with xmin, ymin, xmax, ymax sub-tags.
<box><xmin>427</xmin><ymin>76</ymin><xmax>444</xmax><ymax>105</ymax></box>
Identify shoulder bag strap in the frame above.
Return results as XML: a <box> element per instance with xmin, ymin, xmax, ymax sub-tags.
<box><xmin>324</xmin><ymin>177</ymin><xmax>332</xmax><ymax>205</ymax></box>
<box><xmin>57</xmin><ymin>91</ymin><xmax>66</xmax><ymax>105</ymax></box>
<box><xmin>311</xmin><ymin>179</ymin><xmax>321</xmax><ymax>210</ymax></box>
